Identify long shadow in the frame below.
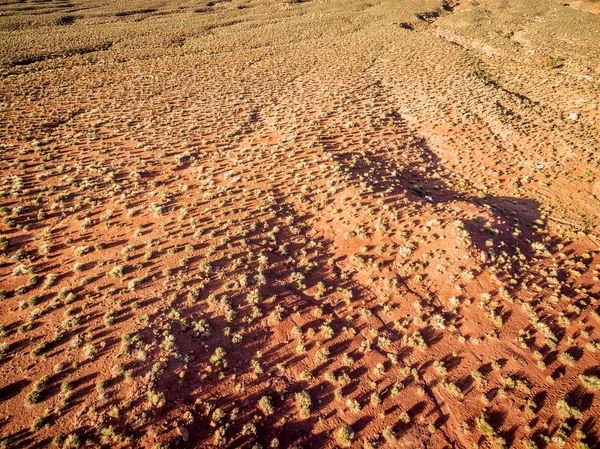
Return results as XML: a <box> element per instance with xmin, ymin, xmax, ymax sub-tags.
<box><xmin>0</xmin><ymin>74</ymin><xmax>574</xmax><ymax>449</ymax></box>
<box><xmin>137</xmin><ymin>112</ymin><xmax>550</xmax><ymax>447</ymax></box>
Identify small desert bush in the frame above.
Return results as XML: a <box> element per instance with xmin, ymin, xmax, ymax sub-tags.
<box><xmin>259</xmin><ymin>396</ymin><xmax>274</xmax><ymax>415</ymax></box>
<box><xmin>579</xmin><ymin>374</ymin><xmax>600</xmax><ymax>391</ymax></box>
<box><xmin>544</xmin><ymin>56</ymin><xmax>564</xmax><ymax>70</ymax></box>
<box><xmin>295</xmin><ymin>390</ymin><xmax>311</xmax><ymax>418</ymax></box>
<box><xmin>337</xmin><ymin>426</ymin><xmax>354</xmax><ymax>447</ymax></box>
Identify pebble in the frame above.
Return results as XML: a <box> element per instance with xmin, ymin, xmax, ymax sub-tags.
<box><xmin>568</xmin><ymin>112</ymin><xmax>579</xmax><ymax>121</ymax></box>
<box><xmin>592</xmin><ymin>181</ymin><xmax>600</xmax><ymax>199</ymax></box>
<box><xmin>178</xmin><ymin>426</ymin><xmax>189</xmax><ymax>442</ymax></box>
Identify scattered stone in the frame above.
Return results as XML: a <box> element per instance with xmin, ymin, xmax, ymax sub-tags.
<box><xmin>592</xmin><ymin>181</ymin><xmax>600</xmax><ymax>199</ymax></box>
<box><xmin>178</xmin><ymin>426</ymin><xmax>189</xmax><ymax>442</ymax></box>
<box><xmin>568</xmin><ymin>112</ymin><xmax>579</xmax><ymax>121</ymax></box>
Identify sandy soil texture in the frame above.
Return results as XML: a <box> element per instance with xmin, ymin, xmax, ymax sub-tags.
<box><xmin>1</xmin><ymin>0</ymin><xmax>600</xmax><ymax>448</ymax></box>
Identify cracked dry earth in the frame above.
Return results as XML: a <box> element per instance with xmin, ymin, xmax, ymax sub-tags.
<box><xmin>1</xmin><ymin>0</ymin><xmax>600</xmax><ymax>448</ymax></box>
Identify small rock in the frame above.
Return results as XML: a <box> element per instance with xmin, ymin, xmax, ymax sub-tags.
<box><xmin>480</xmin><ymin>251</ymin><xmax>487</xmax><ymax>263</ymax></box>
<box><xmin>178</xmin><ymin>426</ymin><xmax>189</xmax><ymax>442</ymax></box>
<box><xmin>592</xmin><ymin>181</ymin><xmax>600</xmax><ymax>199</ymax></box>
<box><xmin>568</xmin><ymin>112</ymin><xmax>579</xmax><ymax>121</ymax></box>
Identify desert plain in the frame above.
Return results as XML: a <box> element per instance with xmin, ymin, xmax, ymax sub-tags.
<box><xmin>1</xmin><ymin>0</ymin><xmax>600</xmax><ymax>448</ymax></box>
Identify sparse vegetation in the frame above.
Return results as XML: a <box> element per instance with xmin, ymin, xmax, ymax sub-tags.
<box><xmin>579</xmin><ymin>374</ymin><xmax>600</xmax><ymax>391</ymax></box>
<box><xmin>295</xmin><ymin>390</ymin><xmax>312</xmax><ymax>419</ymax></box>
<box><xmin>544</xmin><ymin>56</ymin><xmax>564</xmax><ymax>70</ymax></box>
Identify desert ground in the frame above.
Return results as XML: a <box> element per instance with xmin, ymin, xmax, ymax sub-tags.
<box><xmin>1</xmin><ymin>0</ymin><xmax>600</xmax><ymax>447</ymax></box>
